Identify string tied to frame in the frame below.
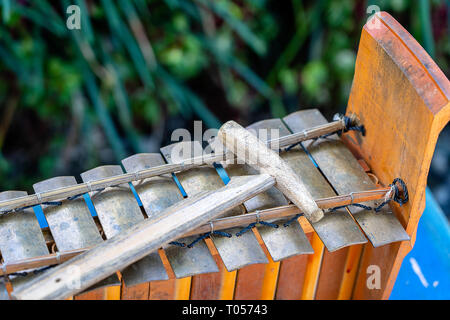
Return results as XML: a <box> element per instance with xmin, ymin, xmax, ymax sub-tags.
<box><xmin>283</xmin><ymin>114</ymin><xmax>366</xmax><ymax>152</ymax></box>
<box><xmin>186</xmin><ymin>231</ymin><xmax>232</xmax><ymax>248</ymax></box>
<box><xmin>235</xmin><ymin>211</ymin><xmax>278</xmax><ymax>237</ymax></box>
<box><xmin>338</xmin><ymin>114</ymin><xmax>366</xmax><ymax>136</ymax></box>
<box><xmin>1</xmin><ymin>265</ymin><xmax>55</xmax><ymax>280</ymax></box>
<box><xmin>328</xmin><ymin>178</ymin><xmax>409</xmax><ymax>214</ymax></box>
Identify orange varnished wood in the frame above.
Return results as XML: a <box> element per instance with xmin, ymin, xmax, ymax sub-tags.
<box><xmin>315</xmin><ymin>247</ymin><xmax>349</xmax><ymax>300</ymax></box>
<box><xmin>234</xmin><ymin>264</ymin><xmax>265</xmax><ymax>300</ymax></box>
<box><xmin>344</xmin><ymin>12</ymin><xmax>450</xmax><ymax>299</ymax></box>
<box><xmin>233</xmin><ymin>230</ymin><xmax>267</xmax><ymax>300</ymax></box>
<box><xmin>148</xmin><ymin>248</ymin><xmax>176</xmax><ymax>300</ymax></box>
<box><xmin>338</xmin><ymin>244</ymin><xmax>364</xmax><ymax>299</ymax></box>
<box><xmin>189</xmin><ymin>238</ymin><xmax>240</xmax><ymax>300</ymax></box>
<box><xmin>256</xmin><ymin>229</ymin><xmax>280</xmax><ymax>300</ymax></box>
<box><xmin>260</xmin><ymin>259</ymin><xmax>280</xmax><ymax>300</ymax></box>
<box><xmin>106</xmin><ymin>285</ymin><xmax>121</xmax><ymax>300</ymax></box>
<box><xmin>275</xmin><ymin>233</ymin><xmax>312</xmax><ymax>300</ymax></box>
<box><xmin>233</xmin><ymin>228</ymin><xmax>285</xmax><ymax>300</ymax></box>
<box><xmin>121</xmin><ymin>283</ymin><xmax>149</xmax><ymax>300</ymax></box>
<box><xmin>74</xmin><ymin>288</ymin><xmax>105</xmax><ymax>300</ymax></box>
<box><xmin>301</xmin><ymin>232</ymin><xmax>324</xmax><ymax>299</ymax></box>
<box><xmin>190</xmin><ymin>239</ymin><xmax>223</xmax><ymax>299</ymax></box>
<box><xmin>175</xmin><ymin>278</ymin><xmax>191</xmax><ymax>300</ymax></box>
<box><xmin>220</xmin><ymin>270</ymin><xmax>237</xmax><ymax>300</ymax></box>
<box><xmin>149</xmin><ymin>280</ymin><xmax>176</xmax><ymax>300</ymax></box>
<box><xmin>190</xmin><ymin>269</ymin><xmax>223</xmax><ymax>299</ymax></box>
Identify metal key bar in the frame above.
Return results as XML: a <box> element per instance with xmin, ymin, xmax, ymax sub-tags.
<box><xmin>242</xmin><ymin>120</ymin><xmax>315</xmax><ymax>260</ymax></box>
<box><xmin>0</xmin><ymin>186</ymin><xmax>392</xmax><ymax>276</ymax></box>
<box><xmin>160</xmin><ymin>143</ymin><xmax>220</xmax><ymax>278</ymax></box>
<box><xmin>0</xmin><ymin>191</ymin><xmax>49</xmax><ymax>299</ymax></box>
<box><xmin>0</xmin><ymin>118</ymin><xmax>350</xmax><ymax>215</ymax></box>
<box><xmin>80</xmin><ymin>165</ymin><xmax>169</xmax><ymax>286</ymax></box>
<box><xmin>161</xmin><ymin>141</ymin><xmax>267</xmax><ymax>273</ymax></box>
<box><xmin>0</xmin><ymin>191</ymin><xmax>49</xmax><ymax>263</ymax></box>
<box><xmin>28</xmin><ymin>176</ymin><xmax>121</xmax><ymax>292</ymax></box>
<box><xmin>283</xmin><ymin>109</ymin><xmax>410</xmax><ymax>247</ymax></box>
<box><xmin>259</xmin><ymin>118</ymin><xmax>368</xmax><ymax>252</ymax></box>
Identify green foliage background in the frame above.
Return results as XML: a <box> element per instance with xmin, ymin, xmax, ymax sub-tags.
<box><xmin>0</xmin><ymin>0</ymin><xmax>448</xmax><ymax>193</ymax></box>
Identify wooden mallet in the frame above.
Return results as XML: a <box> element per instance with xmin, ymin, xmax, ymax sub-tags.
<box><xmin>11</xmin><ymin>174</ymin><xmax>275</xmax><ymax>300</ymax></box>
<box><xmin>11</xmin><ymin>121</ymin><xmax>322</xmax><ymax>300</ymax></box>
<box><xmin>218</xmin><ymin>120</ymin><xmax>324</xmax><ymax>223</ymax></box>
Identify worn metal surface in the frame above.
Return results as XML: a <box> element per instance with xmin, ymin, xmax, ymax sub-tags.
<box><xmin>0</xmin><ymin>191</ymin><xmax>49</xmax><ymax>263</ymax></box>
<box><xmin>122</xmin><ymin>153</ymin><xmax>185</xmax><ymax>219</ymax></box>
<box><xmin>0</xmin><ymin>281</ymin><xmax>8</xmax><ymax>300</ymax></box>
<box><xmin>158</xmin><ymin>143</ymin><xmax>218</xmax><ymax>277</ymax></box>
<box><xmin>161</xmin><ymin>141</ymin><xmax>267</xmax><ymax>272</ymax></box>
<box><xmin>284</xmin><ymin>109</ymin><xmax>409</xmax><ymax>247</ymax></box>
<box><xmin>225</xmin><ymin>162</ymin><xmax>289</xmax><ymax>212</ymax></box>
<box><xmin>33</xmin><ymin>176</ymin><xmax>103</xmax><ymax>252</ymax></box>
<box><xmin>0</xmin><ymin>191</ymin><xmax>49</xmax><ymax>300</ymax></box>
<box><xmin>81</xmin><ymin>165</ymin><xmax>169</xmax><ymax>285</ymax></box>
<box><xmin>126</xmin><ymin>151</ymin><xmax>218</xmax><ymax>278</ymax></box>
<box><xmin>80</xmin><ymin>166</ymin><xmax>144</xmax><ymax>238</ymax></box>
<box><xmin>32</xmin><ymin>176</ymin><xmax>120</xmax><ymax>289</ymax></box>
<box><xmin>249</xmin><ymin>119</ymin><xmax>367</xmax><ymax>252</ymax></box>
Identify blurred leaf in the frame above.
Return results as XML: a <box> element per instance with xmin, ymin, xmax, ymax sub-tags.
<box><xmin>196</xmin><ymin>0</ymin><xmax>267</xmax><ymax>55</ymax></box>
<box><xmin>12</xmin><ymin>2</ymin><xmax>66</xmax><ymax>35</ymax></box>
<box><xmin>75</xmin><ymin>0</ymin><xmax>95</xmax><ymax>43</ymax></box>
<box><xmin>2</xmin><ymin>0</ymin><xmax>10</xmax><ymax>22</ymax></box>
<box><xmin>82</xmin><ymin>61</ymin><xmax>127</xmax><ymax>161</ymax></box>
<box><xmin>156</xmin><ymin>66</ymin><xmax>221</xmax><ymax>128</ymax></box>
<box><xmin>142</xmin><ymin>97</ymin><xmax>161</xmax><ymax>126</ymax></box>
<box><xmin>279</xmin><ymin>68</ymin><xmax>299</xmax><ymax>94</ymax></box>
<box><xmin>326</xmin><ymin>0</ymin><xmax>354</xmax><ymax>31</ymax></box>
<box><xmin>0</xmin><ymin>152</ymin><xmax>9</xmax><ymax>173</ymax></box>
<box><xmin>101</xmin><ymin>0</ymin><xmax>154</xmax><ymax>88</ymax></box>
<box><xmin>101</xmin><ymin>42</ymin><xmax>142</xmax><ymax>153</ymax></box>
<box><xmin>160</xmin><ymin>35</ymin><xmax>207</xmax><ymax>79</ymax></box>
<box><xmin>301</xmin><ymin>60</ymin><xmax>329</xmax><ymax>100</ymax></box>
<box><xmin>332</xmin><ymin>49</ymin><xmax>356</xmax><ymax>78</ymax></box>
<box><xmin>419</xmin><ymin>0</ymin><xmax>435</xmax><ymax>57</ymax></box>
<box><xmin>390</xmin><ymin>0</ymin><xmax>409</xmax><ymax>12</ymax></box>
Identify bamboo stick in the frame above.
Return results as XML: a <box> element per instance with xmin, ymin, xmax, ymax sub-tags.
<box><xmin>11</xmin><ymin>174</ymin><xmax>276</xmax><ymax>300</ymax></box>
<box><xmin>0</xmin><ymin>118</ymin><xmax>346</xmax><ymax>215</ymax></box>
<box><xmin>0</xmin><ymin>187</ymin><xmax>390</xmax><ymax>277</ymax></box>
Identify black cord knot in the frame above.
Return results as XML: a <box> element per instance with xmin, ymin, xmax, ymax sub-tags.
<box><xmin>169</xmin><ymin>241</ymin><xmax>186</xmax><ymax>247</ymax></box>
<box><xmin>283</xmin><ymin>214</ymin><xmax>302</xmax><ymax>227</ymax></box>
<box><xmin>259</xmin><ymin>221</ymin><xmax>279</xmax><ymax>228</ymax></box>
<box><xmin>187</xmin><ymin>233</ymin><xmax>211</xmax><ymax>248</ymax></box>
<box><xmin>42</xmin><ymin>201</ymin><xmax>63</xmax><ymax>206</ymax></box>
<box><xmin>235</xmin><ymin>222</ymin><xmax>257</xmax><ymax>237</ymax></box>
<box><xmin>390</xmin><ymin>178</ymin><xmax>409</xmax><ymax>206</ymax></box>
<box><xmin>212</xmin><ymin>230</ymin><xmax>232</xmax><ymax>238</ymax></box>
<box><xmin>67</xmin><ymin>194</ymin><xmax>83</xmax><ymax>201</ymax></box>
<box><xmin>340</xmin><ymin>114</ymin><xmax>366</xmax><ymax>136</ymax></box>
<box><xmin>186</xmin><ymin>230</ymin><xmax>232</xmax><ymax>248</ymax></box>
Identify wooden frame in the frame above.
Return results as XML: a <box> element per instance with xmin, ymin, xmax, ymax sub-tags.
<box><xmin>342</xmin><ymin>12</ymin><xmax>449</xmax><ymax>299</ymax></box>
<box><xmin>3</xmin><ymin>12</ymin><xmax>449</xmax><ymax>300</ymax></box>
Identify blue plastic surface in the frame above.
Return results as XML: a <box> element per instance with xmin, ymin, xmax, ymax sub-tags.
<box><xmin>390</xmin><ymin>188</ymin><xmax>450</xmax><ymax>299</ymax></box>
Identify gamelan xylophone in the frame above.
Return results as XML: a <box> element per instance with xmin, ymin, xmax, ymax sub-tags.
<box><xmin>1</xmin><ymin>12</ymin><xmax>449</xmax><ymax>300</ymax></box>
